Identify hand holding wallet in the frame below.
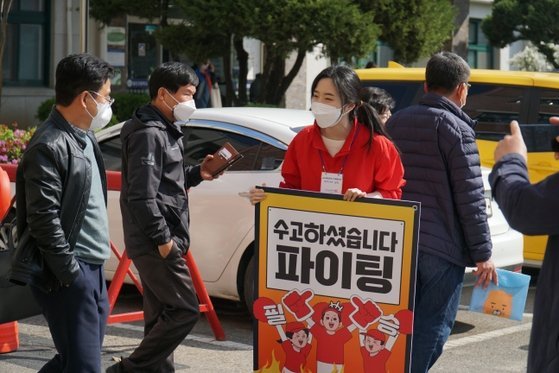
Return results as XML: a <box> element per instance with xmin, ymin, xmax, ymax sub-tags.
<box><xmin>204</xmin><ymin>142</ymin><xmax>243</xmax><ymax>177</ymax></box>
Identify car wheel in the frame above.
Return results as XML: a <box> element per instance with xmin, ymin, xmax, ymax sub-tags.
<box><xmin>243</xmin><ymin>255</ymin><xmax>256</xmax><ymax>315</ymax></box>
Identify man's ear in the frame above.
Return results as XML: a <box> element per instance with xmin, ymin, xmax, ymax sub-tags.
<box><xmin>79</xmin><ymin>90</ymin><xmax>90</xmax><ymax>108</ymax></box>
<box><xmin>157</xmin><ymin>87</ymin><xmax>167</xmax><ymax>101</ymax></box>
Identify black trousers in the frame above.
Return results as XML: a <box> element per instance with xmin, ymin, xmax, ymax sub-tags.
<box><xmin>123</xmin><ymin>246</ymin><xmax>200</xmax><ymax>372</ymax></box>
<box><xmin>32</xmin><ymin>259</ymin><xmax>109</xmax><ymax>373</ymax></box>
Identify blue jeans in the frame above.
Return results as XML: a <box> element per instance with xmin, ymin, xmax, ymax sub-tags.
<box><xmin>411</xmin><ymin>252</ymin><xmax>465</xmax><ymax>373</ymax></box>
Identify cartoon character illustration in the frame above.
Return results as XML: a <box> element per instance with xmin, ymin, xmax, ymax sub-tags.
<box><xmin>359</xmin><ymin>309</ymin><xmax>414</xmax><ymax>373</ymax></box>
<box><xmin>277</xmin><ymin>321</ymin><xmax>313</xmax><ymax>373</ymax></box>
<box><xmin>282</xmin><ymin>290</ymin><xmax>382</xmax><ymax>373</ymax></box>
<box><xmin>253</xmin><ymin>297</ymin><xmax>313</xmax><ymax>373</ymax></box>
<box><xmin>360</xmin><ymin>329</ymin><xmax>391</xmax><ymax>373</ymax></box>
<box><xmin>483</xmin><ymin>289</ymin><xmax>513</xmax><ymax>318</ymax></box>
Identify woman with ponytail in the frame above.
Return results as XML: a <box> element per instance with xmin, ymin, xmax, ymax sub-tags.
<box><xmin>249</xmin><ymin>65</ymin><xmax>404</xmax><ymax>204</ymax></box>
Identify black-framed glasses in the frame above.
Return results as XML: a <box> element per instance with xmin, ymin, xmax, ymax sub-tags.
<box><xmin>89</xmin><ymin>91</ymin><xmax>115</xmax><ymax>106</ymax></box>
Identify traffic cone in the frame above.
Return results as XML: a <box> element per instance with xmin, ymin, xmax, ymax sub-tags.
<box><xmin>0</xmin><ymin>166</ymin><xmax>19</xmax><ymax>353</ymax></box>
<box><xmin>0</xmin><ymin>322</ymin><xmax>19</xmax><ymax>353</ymax></box>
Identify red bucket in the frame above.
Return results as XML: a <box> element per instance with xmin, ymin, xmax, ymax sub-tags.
<box><xmin>0</xmin><ymin>321</ymin><xmax>19</xmax><ymax>353</ymax></box>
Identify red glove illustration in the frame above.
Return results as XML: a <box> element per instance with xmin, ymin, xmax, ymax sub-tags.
<box><xmin>282</xmin><ymin>289</ymin><xmax>314</xmax><ymax>321</ymax></box>
<box><xmin>349</xmin><ymin>296</ymin><xmax>382</xmax><ymax>330</ymax></box>
<box><xmin>394</xmin><ymin>309</ymin><xmax>413</xmax><ymax>335</ymax></box>
<box><xmin>253</xmin><ymin>297</ymin><xmax>289</xmax><ymax>326</ymax></box>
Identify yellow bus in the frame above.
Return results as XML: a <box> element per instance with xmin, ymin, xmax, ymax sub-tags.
<box><xmin>357</xmin><ymin>66</ymin><xmax>559</xmax><ymax>267</ymax></box>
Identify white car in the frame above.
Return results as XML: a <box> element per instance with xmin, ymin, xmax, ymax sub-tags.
<box><xmin>97</xmin><ymin>107</ymin><xmax>524</xmax><ymax>310</ymax></box>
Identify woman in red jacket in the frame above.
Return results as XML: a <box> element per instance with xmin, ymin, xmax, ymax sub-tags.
<box><xmin>250</xmin><ymin>65</ymin><xmax>404</xmax><ymax>203</ymax></box>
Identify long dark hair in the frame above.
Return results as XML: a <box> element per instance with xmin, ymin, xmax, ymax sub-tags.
<box><xmin>310</xmin><ymin>65</ymin><xmax>392</xmax><ymax>150</ymax></box>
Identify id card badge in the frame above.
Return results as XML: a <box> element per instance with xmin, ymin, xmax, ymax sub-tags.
<box><xmin>320</xmin><ymin>172</ymin><xmax>343</xmax><ymax>194</ymax></box>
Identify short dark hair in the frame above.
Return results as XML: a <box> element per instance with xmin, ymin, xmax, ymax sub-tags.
<box><xmin>55</xmin><ymin>53</ymin><xmax>114</xmax><ymax>106</ymax></box>
<box><xmin>148</xmin><ymin>62</ymin><xmax>199</xmax><ymax>99</ymax></box>
<box><xmin>425</xmin><ymin>52</ymin><xmax>470</xmax><ymax>93</ymax></box>
<box><xmin>361</xmin><ymin>87</ymin><xmax>395</xmax><ymax>115</ymax></box>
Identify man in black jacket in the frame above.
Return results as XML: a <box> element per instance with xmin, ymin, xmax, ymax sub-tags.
<box><xmin>108</xmin><ymin>62</ymin><xmax>216</xmax><ymax>373</ymax></box>
<box><xmin>489</xmin><ymin>118</ymin><xmax>559</xmax><ymax>373</ymax></box>
<box><xmin>14</xmin><ymin>53</ymin><xmax>114</xmax><ymax>372</ymax></box>
<box><xmin>386</xmin><ymin>52</ymin><xmax>497</xmax><ymax>372</ymax></box>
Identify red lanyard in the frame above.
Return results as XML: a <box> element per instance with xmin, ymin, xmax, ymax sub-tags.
<box><xmin>318</xmin><ymin>124</ymin><xmax>361</xmax><ymax>174</ymax></box>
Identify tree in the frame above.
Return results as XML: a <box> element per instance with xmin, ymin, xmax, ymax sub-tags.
<box><xmin>482</xmin><ymin>0</ymin><xmax>559</xmax><ymax>69</ymax></box>
<box><xmin>91</xmin><ymin>0</ymin><xmax>453</xmax><ymax>107</ymax></box>
<box><xmin>357</xmin><ymin>0</ymin><xmax>455</xmax><ymax>64</ymax></box>
<box><xmin>248</xmin><ymin>0</ymin><xmax>378</xmax><ymax>105</ymax></box>
<box><xmin>0</xmin><ymin>0</ymin><xmax>13</xmax><ymax>111</ymax></box>
<box><xmin>90</xmin><ymin>0</ymin><xmax>171</xmax><ymax>26</ymax></box>
<box><xmin>159</xmin><ymin>0</ymin><xmax>256</xmax><ymax>106</ymax></box>
<box><xmin>136</xmin><ymin>0</ymin><xmax>379</xmax><ymax>106</ymax></box>
<box><xmin>90</xmin><ymin>0</ymin><xmax>250</xmax><ymax>106</ymax></box>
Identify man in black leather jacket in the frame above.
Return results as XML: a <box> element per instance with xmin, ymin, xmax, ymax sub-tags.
<box><xmin>12</xmin><ymin>53</ymin><xmax>114</xmax><ymax>373</ymax></box>
<box><xmin>107</xmin><ymin>62</ymin><xmax>217</xmax><ymax>373</ymax></box>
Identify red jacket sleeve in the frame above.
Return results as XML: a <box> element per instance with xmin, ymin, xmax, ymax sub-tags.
<box><xmin>374</xmin><ymin>137</ymin><xmax>406</xmax><ymax>199</ymax></box>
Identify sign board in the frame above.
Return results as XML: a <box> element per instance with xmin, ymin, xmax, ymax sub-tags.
<box><xmin>105</xmin><ymin>26</ymin><xmax>126</xmax><ymax>67</ymax></box>
<box><xmin>253</xmin><ymin>187</ymin><xmax>420</xmax><ymax>373</ymax></box>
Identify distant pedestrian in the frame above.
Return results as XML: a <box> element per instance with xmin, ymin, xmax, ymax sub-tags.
<box><xmin>194</xmin><ymin>60</ymin><xmax>212</xmax><ymax>108</ymax></box>
<box><xmin>250</xmin><ymin>73</ymin><xmax>263</xmax><ymax>103</ymax></box>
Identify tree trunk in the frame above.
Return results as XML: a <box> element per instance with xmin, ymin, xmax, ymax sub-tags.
<box><xmin>277</xmin><ymin>48</ymin><xmax>306</xmax><ymax>105</ymax></box>
<box><xmin>450</xmin><ymin>0</ymin><xmax>470</xmax><ymax>59</ymax></box>
<box><xmin>233</xmin><ymin>35</ymin><xmax>248</xmax><ymax>106</ymax></box>
<box><xmin>261</xmin><ymin>45</ymin><xmax>285</xmax><ymax>106</ymax></box>
<box><xmin>0</xmin><ymin>0</ymin><xmax>14</xmax><ymax>112</ymax></box>
<box><xmin>260</xmin><ymin>46</ymin><xmax>306</xmax><ymax>106</ymax></box>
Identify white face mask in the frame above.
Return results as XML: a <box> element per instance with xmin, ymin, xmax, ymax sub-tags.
<box><xmin>311</xmin><ymin>101</ymin><xmax>347</xmax><ymax>128</ymax></box>
<box><xmin>166</xmin><ymin>90</ymin><xmax>197</xmax><ymax>122</ymax></box>
<box><xmin>86</xmin><ymin>92</ymin><xmax>113</xmax><ymax>131</ymax></box>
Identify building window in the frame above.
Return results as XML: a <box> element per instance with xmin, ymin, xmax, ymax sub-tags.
<box><xmin>2</xmin><ymin>0</ymin><xmax>50</xmax><ymax>87</ymax></box>
<box><xmin>468</xmin><ymin>18</ymin><xmax>493</xmax><ymax>69</ymax></box>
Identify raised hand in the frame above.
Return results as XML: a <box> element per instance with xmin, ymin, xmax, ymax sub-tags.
<box><xmin>282</xmin><ymin>289</ymin><xmax>314</xmax><ymax>321</ymax></box>
<box><xmin>349</xmin><ymin>296</ymin><xmax>382</xmax><ymax>330</ymax></box>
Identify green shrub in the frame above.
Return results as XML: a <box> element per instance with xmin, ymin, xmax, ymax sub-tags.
<box><xmin>112</xmin><ymin>92</ymin><xmax>149</xmax><ymax>123</ymax></box>
<box><xmin>37</xmin><ymin>98</ymin><xmax>55</xmax><ymax>122</ymax></box>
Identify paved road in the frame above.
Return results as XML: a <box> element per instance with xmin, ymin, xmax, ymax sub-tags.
<box><xmin>0</xmin><ymin>270</ymin><xmax>538</xmax><ymax>372</ymax></box>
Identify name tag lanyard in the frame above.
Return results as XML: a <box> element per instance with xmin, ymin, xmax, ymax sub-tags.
<box><xmin>318</xmin><ymin>125</ymin><xmax>360</xmax><ymax>194</ymax></box>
